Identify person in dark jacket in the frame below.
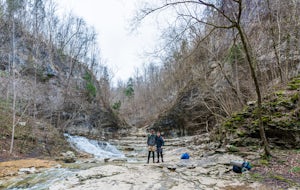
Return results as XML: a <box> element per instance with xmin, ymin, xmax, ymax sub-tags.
<box><xmin>155</xmin><ymin>131</ymin><xmax>164</xmax><ymax>163</ymax></box>
<box><xmin>147</xmin><ymin>129</ymin><xmax>156</xmax><ymax>164</ymax></box>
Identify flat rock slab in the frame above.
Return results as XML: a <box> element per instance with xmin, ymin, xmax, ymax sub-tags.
<box><xmin>0</xmin><ymin>159</ymin><xmax>59</xmax><ymax>177</ymax></box>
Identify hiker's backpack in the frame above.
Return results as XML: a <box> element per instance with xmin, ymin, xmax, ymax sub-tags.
<box><xmin>181</xmin><ymin>153</ymin><xmax>190</xmax><ymax>159</ymax></box>
<box><xmin>233</xmin><ymin>165</ymin><xmax>243</xmax><ymax>173</ymax></box>
<box><xmin>243</xmin><ymin>161</ymin><xmax>252</xmax><ymax>170</ymax></box>
<box><xmin>148</xmin><ymin>135</ymin><xmax>156</xmax><ymax>146</ymax></box>
<box><xmin>232</xmin><ymin>161</ymin><xmax>252</xmax><ymax>173</ymax></box>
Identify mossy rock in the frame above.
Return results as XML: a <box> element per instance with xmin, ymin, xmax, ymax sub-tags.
<box><xmin>290</xmin><ymin>93</ymin><xmax>299</xmax><ymax>104</ymax></box>
<box><xmin>237</xmin><ymin>129</ymin><xmax>247</xmax><ymax>137</ymax></box>
<box><xmin>288</xmin><ymin>76</ymin><xmax>300</xmax><ymax>90</ymax></box>
<box><xmin>259</xmin><ymin>159</ymin><xmax>269</xmax><ymax>166</ymax></box>
<box><xmin>226</xmin><ymin>145</ymin><xmax>240</xmax><ymax>152</ymax></box>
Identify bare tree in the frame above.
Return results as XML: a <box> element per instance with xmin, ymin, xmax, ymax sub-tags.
<box><xmin>135</xmin><ymin>0</ymin><xmax>271</xmax><ymax>156</ymax></box>
<box><xmin>6</xmin><ymin>0</ymin><xmax>24</xmax><ymax>154</ymax></box>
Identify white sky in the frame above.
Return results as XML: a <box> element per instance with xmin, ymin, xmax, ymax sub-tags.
<box><xmin>55</xmin><ymin>0</ymin><xmax>161</xmax><ymax>84</ymax></box>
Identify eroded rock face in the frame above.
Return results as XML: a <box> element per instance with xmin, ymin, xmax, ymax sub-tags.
<box><xmin>64</xmin><ymin>109</ymin><xmax>127</xmax><ymax>139</ymax></box>
<box><xmin>151</xmin><ymin>81</ymin><xmax>223</xmax><ymax>137</ymax></box>
<box><xmin>222</xmin><ymin>81</ymin><xmax>300</xmax><ymax>149</ymax></box>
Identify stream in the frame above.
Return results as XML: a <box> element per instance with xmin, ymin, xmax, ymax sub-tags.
<box><xmin>64</xmin><ymin>134</ymin><xmax>125</xmax><ymax>159</ymax></box>
<box><xmin>1</xmin><ymin>134</ymin><xmax>126</xmax><ymax>190</ymax></box>
<box><xmin>1</xmin><ymin>134</ymin><xmax>267</xmax><ymax>190</ymax></box>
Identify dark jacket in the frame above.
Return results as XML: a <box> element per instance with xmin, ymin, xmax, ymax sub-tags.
<box><xmin>155</xmin><ymin>136</ymin><xmax>164</xmax><ymax>148</ymax></box>
<box><xmin>147</xmin><ymin>134</ymin><xmax>156</xmax><ymax>146</ymax></box>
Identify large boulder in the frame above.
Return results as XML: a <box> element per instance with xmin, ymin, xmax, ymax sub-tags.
<box><xmin>61</xmin><ymin>151</ymin><xmax>76</xmax><ymax>163</ymax></box>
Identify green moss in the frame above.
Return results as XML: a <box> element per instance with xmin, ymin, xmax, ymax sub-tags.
<box><xmin>261</xmin><ymin>116</ymin><xmax>271</xmax><ymax>123</ymax></box>
<box><xmin>270</xmin><ymin>174</ymin><xmax>297</xmax><ymax>186</ymax></box>
<box><xmin>251</xmin><ymin>119</ymin><xmax>259</xmax><ymax>127</ymax></box>
<box><xmin>237</xmin><ymin>130</ymin><xmax>246</xmax><ymax>137</ymax></box>
<box><xmin>288</xmin><ymin>84</ymin><xmax>300</xmax><ymax>90</ymax></box>
<box><xmin>288</xmin><ymin>76</ymin><xmax>300</xmax><ymax>90</ymax></box>
<box><xmin>275</xmin><ymin>90</ymin><xmax>285</xmax><ymax>97</ymax></box>
<box><xmin>290</xmin><ymin>166</ymin><xmax>300</xmax><ymax>173</ymax></box>
<box><xmin>224</xmin><ymin>120</ymin><xmax>233</xmax><ymax>128</ymax></box>
<box><xmin>273</xmin><ymin>112</ymin><xmax>283</xmax><ymax>117</ymax></box>
<box><xmin>227</xmin><ymin>145</ymin><xmax>240</xmax><ymax>152</ymax></box>
<box><xmin>250</xmin><ymin>173</ymin><xmax>264</xmax><ymax>182</ymax></box>
<box><xmin>259</xmin><ymin>159</ymin><xmax>269</xmax><ymax>166</ymax></box>
<box><xmin>290</xmin><ymin>93</ymin><xmax>299</xmax><ymax>104</ymax></box>
<box><xmin>232</xmin><ymin>114</ymin><xmax>245</xmax><ymax>122</ymax></box>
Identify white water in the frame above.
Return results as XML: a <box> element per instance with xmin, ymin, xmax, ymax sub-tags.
<box><xmin>64</xmin><ymin>134</ymin><xmax>125</xmax><ymax>159</ymax></box>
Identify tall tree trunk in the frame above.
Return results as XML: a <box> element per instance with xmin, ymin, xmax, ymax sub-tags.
<box><xmin>236</xmin><ymin>25</ymin><xmax>271</xmax><ymax>157</ymax></box>
<box><xmin>10</xmin><ymin>15</ymin><xmax>16</xmax><ymax>155</ymax></box>
<box><xmin>266</xmin><ymin>0</ymin><xmax>283</xmax><ymax>83</ymax></box>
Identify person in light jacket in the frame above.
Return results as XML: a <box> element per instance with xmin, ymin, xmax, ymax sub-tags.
<box><xmin>147</xmin><ymin>129</ymin><xmax>156</xmax><ymax>163</ymax></box>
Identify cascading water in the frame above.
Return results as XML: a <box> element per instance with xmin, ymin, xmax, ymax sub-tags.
<box><xmin>64</xmin><ymin>134</ymin><xmax>125</xmax><ymax>159</ymax></box>
<box><xmin>2</xmin><ymin>135</ymin><xmax>125</xmax><ymax>190</ymax></box>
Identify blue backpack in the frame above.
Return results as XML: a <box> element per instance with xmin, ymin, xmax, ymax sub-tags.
<box><xmin>243</xmin><ymin>161</ymin><xmax>252</xmax><ymax>170</ymax></box>
<box><xmin>181</xmin><ymin>153</ymin><xmax>190</xmax><ymax>159</ymax></box>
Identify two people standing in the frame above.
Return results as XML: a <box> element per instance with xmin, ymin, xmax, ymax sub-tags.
<box><xmin>147</xmin><ymin>129</ymin><xmax>164</xmax><ymax>164</ymax></box>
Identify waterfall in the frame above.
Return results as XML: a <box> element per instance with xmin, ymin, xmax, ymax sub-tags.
<box><xmin>64</xmin><ymin>134</ymin><xmax>124</xmax><ymax>158</ymax></box>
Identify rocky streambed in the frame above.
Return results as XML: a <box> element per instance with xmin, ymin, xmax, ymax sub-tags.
<box><xmin>0</xmin><ymin>132</ymin><xmax>289</xmax><ymax>190</ymax></box>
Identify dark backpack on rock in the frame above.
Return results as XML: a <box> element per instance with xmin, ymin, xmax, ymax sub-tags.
<box><xmin>232</xmin><ymin>161</ymin><xmax>252</xmax><ymax>173</ymax></box>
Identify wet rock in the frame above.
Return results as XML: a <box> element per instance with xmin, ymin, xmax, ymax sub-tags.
<box><xmin>202</xmin><ymin>142</ymin><xmax>220</xmax><ymax>151</ymax></box>
<box><xmin>177</xmin><ymin>159</ymin><xmax>196</xmax><ymax>169</ymax></box>
<box><xmin>124</xmin><ymin>147</ymin><xmax>134</xmax><ymax>151</ymax></box>
<box><xmin>78</xmin><ymin>152</ymin><xmax>93</xmax><ymax>159</ymax></box>
<box><xmin>202</xmin><ymin>150</ymin><xmax>216</xmax><ymax>157</ymax></box>
<box><xmin>61</xmin><ymin>151</ymin><xmax>76</xmax><ymax>163</ymax></box>
<box><xmin>111</xmin><ymin>158</ymin><xmax>127</xmax><ymax>163</ymax></box>
<box><xmin>215</xmin><ymin>148</ymin><xmax>227</xmax><ymax>154</ymax></box>
<box><xmin>167</xmin><ymin>165</ymin><xmax>177</xmax><ymax>171</ymax></box>
<box><xmin>54</xmin><ymin>164</ymin><xmax>62</xmax><ymax>168</ymax></box>
<box><xmin>18</xmin><ymin>167</ymin><xmax>36</xmax><ymax>175</ymax></box>
<box><xmin>177</xmin><ymin>159</ymin><xmax>191</xmax><ymax>167</ymax></box>
<box><xmin>187</xmin><ymin>165</ymin><xmax>196</xmax><ymax>169</ymax></box>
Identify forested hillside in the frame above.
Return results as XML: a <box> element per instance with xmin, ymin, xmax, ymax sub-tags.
<box><xmin>112</xmin><ymin>0</ymin><xmax>300</xmax><ymax>138</ymax></box>
<box><xmin>0</xmin><ymin>0</ymin><xmax>126</xmax><ymax>159</ymax></box>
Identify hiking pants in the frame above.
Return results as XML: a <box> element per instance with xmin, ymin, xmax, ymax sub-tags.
<box><xmin>156</xmin><ymin>147</ymin><xmax>163</xmax><ymax>162</ymax></box>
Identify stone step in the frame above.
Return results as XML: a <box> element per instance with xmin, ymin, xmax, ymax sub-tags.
<box><xmin>119</xmin><ymin>136</ymin><xmax>146</xmax><ymax>141</ymax></box>
<box><xmin>110</xmin><ymin>140</ymin><xmax>146</xmax><ymax>144</ymax></box>
<box><xmin>116</xmin><ymin>146</ymin><xmax>146</xmax><ymax>152</ymax></box>
<box><xmin>110</xmin><ymin>142</ymin><xmax>146</xmax><ymax>148</ymax></box>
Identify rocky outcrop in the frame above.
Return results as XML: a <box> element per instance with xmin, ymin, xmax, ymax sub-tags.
<box><xmin>0</xmin><ymin>20</ymin><xmax>127</xmax><ymax>149</ymax></box>
<box><xmin>63</xmin><ymin>107</ymin><xmax>128</xmax><ymax>139</ymax></box>
<box><xmin>150</xmin><ymin>80</ymin><xmax>225</xmax><ymax>137</ymax></box>
<box><xmin>221</xmin><ymin>75</ymin><xmax>300</xmax><ymax>149</ymax></box>
<box><xmin>60</xmin><ymin>151</ymin><xmax>77</xmax><ymax>163</ymax></box>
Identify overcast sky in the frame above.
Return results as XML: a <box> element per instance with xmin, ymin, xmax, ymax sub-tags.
<box><xmin>55</xmin><ymin>0</ymin><xmax>161</xmax><ymax>84</ymax></box>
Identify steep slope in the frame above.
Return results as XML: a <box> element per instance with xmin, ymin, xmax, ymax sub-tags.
<box><xmin>0</xmin><ymin>100</ymin><xmax>71</xmax><ymax>160</ymax></box>
<box><xmin>219</xmin><ymin>76</ymin><xmax>300</xmax><ymax>149</ymax></box>
<box><xmin>150</xmin><ymin>79</ymin><xmax>226</xmax><ymax>136</ymax></box>
<box><xmin>0</xmin><ymin>19</ymin><xmax>128</xmax><ymax>158</ymax></box>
